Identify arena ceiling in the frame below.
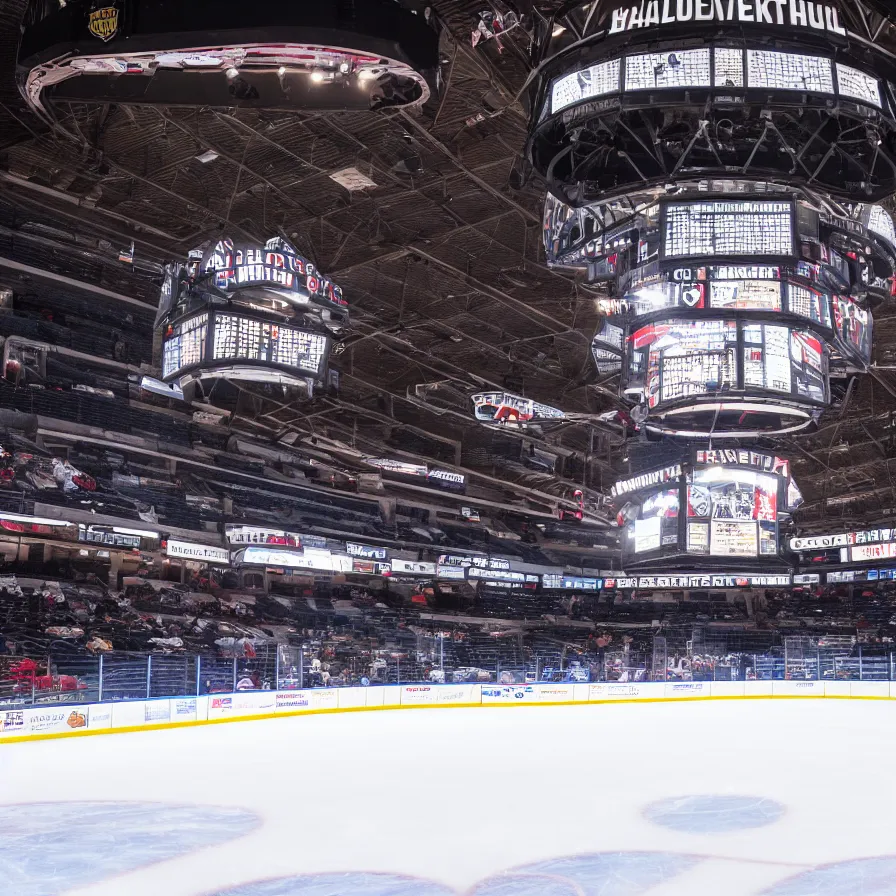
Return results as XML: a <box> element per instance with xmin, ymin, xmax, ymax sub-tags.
<box><xmin>0</xmin><ymin>0</ymin><xmax>896</xmax><ymax>540</ymax></box>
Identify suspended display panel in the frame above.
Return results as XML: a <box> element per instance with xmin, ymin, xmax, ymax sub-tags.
<box><xmin>615</xmin><ymin>450</ymin><xmax>800</xmax><ymax>566</ymax></box>
<box><xmin>663</xmin><ymin>201</ymin><xmax>794</xmax><ymax>258</ymax></box>
<box><xmin>687</xmin><ymin>467</ymin><xmax>779</xmax><ymax>557</ymax></box>
<box><xmin>162</xmin><ymin>310</ymin><xmax>329</xmax><ymax>385</ymax></box>
<box><xmin>202</xmin><ymin>236</ymin><xmax>346</xmax><ymax>315</ymax></box>
<box><xmin>471</xmin><ymin>391</ymin><xmax>565</xmax><ymax>425</ymax></box>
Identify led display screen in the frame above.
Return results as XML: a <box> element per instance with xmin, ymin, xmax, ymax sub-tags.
<box><xmin>791</xmin><ymin>527</ymin><xmax>896</xmax><ymax>552</ymax></box>
<box><xmin>204</xmin><ymin>236</ymin><xmax>346</xmax><ymax>310</ymax></box>
<box><xmin>786</xmin><ymin>284</ymin><xmax>830</xmax><ymax>327</ymax></box>
<box><xmin>542</xmin><ymin>574</ymin><xmax>602</xmax><ymax>590</ymax></box>
<box><xmin>687</xmin><ymin>467</ymin><xmax>779</xmax><ymax>556</ymax></box>
<box><xmin>664</xmin><ymin>201</ymin><xmax>793</xmax><ymax>258</ymax></box>
<box><xmin>624</xmin><ymin>49</ymin><xmax>710</xmax><ymax>91</ymax></box>
<box><xmin>472</xmin><ymin>391</ymin><xmax>565</xmax><ymax>424</ymax></box>
<box><xmin>627</xmin><ymin>270</ymin><xmax>832</xmax><ymax>327</ymax></box>
<box><xmin>850</xmin><ymin>542</ymin><xmax>896</xmax><ymax>562</ymax></box>
<box><xmin>866</xmin><ymin>206</ymin><xmax>896</xmax><ymax>248</ymax></box>
<box><xmin>630</xmin><ymin>320</ymin><xmax>826</xmax><ymax>408</ymax></box>
<box><xmin>833</xmin><ymin>296</ymin><xmax>872</xmax><ymax>363</ymax></box>
<box><xmin>746</xmin><ymin>50</ymin><xmax>833</xmax><ymax>92</ymax></box>
<box><xmin>366</xmin><ymin>458</ymin><xmax>428</xmax><ymax>477</ymax></box>
<box><xmin>624</xmin><ymin>280</ymin><xmax>705</xmax><ymax>314</ymax></box>
<box><xmin>714</xmin><ymin>47</ymin><xmax>744</xmax><ymax>87</ymax></box>
<box><xmin>742</xmin><ymin>324</ymin><xmax>792</xmax><ymax>394</ymax></box>
<box><xmin>546</xmin><ymin>46</ymin><xmax>879</xmax><ymax>116</ymax></box>
<box><xmin>710</xmin><ymin>280</ymin><xmax>781</xmax><ymax>311</ymax></box>
<box><xmin>594</xmin><ymin>320</ymin><xmax>624</xmax><ymax>351</ymax></box>
<box><xmin>626</xmin><ymin>487</ymin><xmax>679</xmax><ymax>553</ymax></box>
<box><xmin>212</xmin><ymin>314</ymin><xmax>328</xmax><ymax>376</ymax></box>
<box><xmin>835</xmin><ymin>63</ymin><xmax>881</xmax><ymax>107</ymax></box>
<box><xmin>550</xmin><ymin>59</ymin><xmax>620</xmax><ymax>114</ymax></box>
<box><xmin>637</xmin><ymin>319</ymin><xmax>738</xmax><ymax>408</ymax></box>
<box><xmin>162</xmin><ymin>313</ymin><xmax>208</xmax><ymax>379</ymax></box>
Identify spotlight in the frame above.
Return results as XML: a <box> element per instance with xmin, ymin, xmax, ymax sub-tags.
<box><xmin>339</xmin><ymin>62</ymin><xmax>350</xmax><ymax>74</ymax></box>
<box><xmin>310</xmin><ymin>70</ymin><xmax>325</xmax><ymax>83</ymax></box>
<box><xmin>277</xmin><ymin>66</ymin><xmax>286</xmax><ymax>77</ymax></box>
<box><xmin>225</xmin><ymin>67</ymin><xmax>239</xmax><ymax>79</ymax></box>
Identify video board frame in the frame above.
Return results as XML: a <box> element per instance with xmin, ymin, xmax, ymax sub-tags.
<box><xmin>162</xmin><ymin>308</ymin><xmax>330</xmax><ymax>384</ymax></box>
<box><xmin>617</xmin><ymin>450</ymin><xmax>798</xmax><ymax>566</ymax></box>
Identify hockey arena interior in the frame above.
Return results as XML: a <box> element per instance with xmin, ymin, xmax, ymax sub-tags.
<box><xmin>4</xmin><ymin>0</ymin><xmax>896</xmax><ymax>893</ymax></box>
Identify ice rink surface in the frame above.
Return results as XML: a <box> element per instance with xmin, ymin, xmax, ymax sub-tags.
<box><xmin>2</xmin><ymin>699</ymin><xmax>896</xmax><ymax>895</ymax></box>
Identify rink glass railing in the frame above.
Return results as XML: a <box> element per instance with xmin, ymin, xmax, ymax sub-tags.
<box><xmin>2</xmin><ymin>642</ymin><xmax>895</xmax><ymax>708</ymax></box>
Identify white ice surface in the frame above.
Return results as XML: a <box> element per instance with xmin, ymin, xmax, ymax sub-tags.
<box><xmin>2</xmin><ymin>699</ymin><xmax>896</xmax><ymax>895</ymax></box>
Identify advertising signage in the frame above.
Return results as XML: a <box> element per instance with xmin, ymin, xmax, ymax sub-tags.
<box><xmin>605</xmin><ymin>0</ymin><xmax>846</xmax><ymax>36</ymax></box>
<box><xmin>611</xmin><ymin>464</ymin><xmax>682</xmax><ymax>498</ymax></box>
<box><xmin>542</xmin><ymin>574</ymin><xmax>603</xmax><ymax>590</ymax></box>
<box><xmin>605</xmin><ymin>573</ymin><xmax>791</xmax><ymax>589</ymax></box>
<box><xmin>346</xmin><ymin>542</ymin><xmax>387</xmax><ymax>561</ymax></box>
<box><xmin>695</xmin><ymin>450</ymin><xmax>790</xmax><ymax>478</ymax></box>
<box><xmin>790</xmin><ymin>527</ymin><xmax>896</xmax><ymax>552</ymax></box>
<box><xmin>203</xmin><ymin>236</ymin><xmax>346</xmax><ymax>311</ymax></box>
<box><xmin>225</xmin><ymin>525</ymin><xmax>327</xmax><ymax>549</ymax></box>
<box><xmin>471</xmin><ymin>391</ymin><xmax>565</xmax><ymax>425</ymax></box>
<box><xmin>366</xmin><ymin>458</ymin><xmax>466</xmax><ymax>492</ymax></box>
<box><xmin>165</xmin><ymin>539</ymin><xmax>230</xmax><ymax>566</ymax></box>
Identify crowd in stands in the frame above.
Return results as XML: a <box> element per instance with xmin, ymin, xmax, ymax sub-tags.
<box><xmin>3</xmin><ymin>566</ymin><xmax>896</xmax><ymax>706</ymax></box>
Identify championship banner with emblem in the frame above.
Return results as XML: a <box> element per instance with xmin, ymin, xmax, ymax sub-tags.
<box><xmin>88</xmin><ymin>3</ymin><xmax>119</xmax><ymax>41</ymax></box>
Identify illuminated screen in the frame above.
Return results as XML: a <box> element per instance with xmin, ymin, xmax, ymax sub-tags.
<box><xmin>786</xmin><ymin>284</ymin><xmax>831</xmax><ymax>327</ymax></box>
<box><xmin>851</xmin><ymin>543</ymin><xmax>896</xmax><ymax>562</ymax></box>
<box><xmin>163</xmin><ymin>313</ymin><xmax>208</xmax><ymax>379</ymax></box>
<box><xmin>664</xmin><ymin>201</ymin><xmax>793</xmax><ymax>258</ymax></box>
<box><xmin>594</xmin><ymin>320</ymin><xmax>624</xmax><ymax>350</ymax></box>
<box><xmin>630</xmin><ymin>320</ymin><xmax>826</xmax><ymax>407</ymax></box>
<box><xmin>203</xmin><ymin>236</ymin><xmax>346</xmax><ymax>309</ymax></box>
<box><xmin>687</xmin><ymin>468</ymin><xmax>778</xmax><ymax>557</ymax></box>
<box><xmin>626</xmin><ymin>488</ymin><xmax>679</xmax><ymax>554</ymax></box>
<box><xmin>212</xmin><ymin>314</ymin><xmax>328</xmax><ymax>375</ymax></box>
<box><xmin>472</xmin><ymin>391</ymin><xmax>565</xmax><ymax>424</ymax></box>
<box><xmin>742</xmin><ymin>324</ymin><xmax>791</xmax><ymax>394</ymax></box>
<box><xmin>836</xmin><ymin>63</ymin><xmax>881</xmax><ymax>107</ymax></box>
<box><xmin>833</xmin><ymin>297</ymin><xmax>872</xmax><ymax>363</ymax></box>
<box><xmin>547</xmin><ymin>48</ymin><xmax>880</xmax><ymax>116</ymax></box>
<box><xmin>746</xmin><ymin>50</ymin><xmax>833</xmax><ymax>93</ymax></box>
<box><xmin>710</xmin><ymin>280</ymin><xmax>781</xmax><ymax>311</ymax></box>
<box><xmin>867</xmin><ymin>205</ymin><xmax>896</xmax><ymax>247</ymax></box>
<box><xmin>624</xmin><ymin>49</ymin><xmax>710</xmax><ymax>91</ymax></box>
<box><xmin>742</xmin><ymin>325</ymin><xmax>825</xmax><ymax>400</ymax></box>
<box><xmin>714</xmin><ymin>48</ymin><xmax>744</xmax><ymax>87</ymax></box>
<box><xmin>551</xmin><ymin>59</ymin><xmax>620</xmax><ymax>114</ymax></box>
<box><xmin>636</xmin><ymin>320</ymin><xmax>737</xmax><ymax>408</ymax></box>
<box><xmin>624</xmin><ymin>280</ymin><xmax>705</xmax><ymax>314</ymax></box>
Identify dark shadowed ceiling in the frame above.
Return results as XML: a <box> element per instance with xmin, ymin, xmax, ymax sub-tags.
<box><xmin>0</xmin><ymin>0</ymin><xmax>895</xmax><ymax>546</ymax></box>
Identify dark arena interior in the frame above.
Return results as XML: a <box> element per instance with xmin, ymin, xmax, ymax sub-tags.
<box><xmin>5</xmin><ymin>0</ymin><xmax>896</xmax><ymax>893</ymax></box>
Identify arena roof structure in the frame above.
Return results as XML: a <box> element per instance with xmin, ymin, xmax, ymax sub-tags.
<box><xmin>2</xmin><ymin>0</ymin><xmax>896</xmax><ymax>584</ymax></box>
